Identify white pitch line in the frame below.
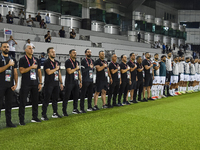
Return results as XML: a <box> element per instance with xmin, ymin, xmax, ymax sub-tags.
<box><xmin>1</xmin><ymin>96</ymin><xmax>106</xmax><ymax>111</ymax></box>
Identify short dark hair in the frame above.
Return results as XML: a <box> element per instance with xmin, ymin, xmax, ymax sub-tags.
<box><xmin>99</xmin><ymin>50</ymin><xmax>104</xmax><ymax>55</ymax></box>
<box><xmin>130</xmin><ymin>53</ymin><xmax>134</xmax><ymax>57</ymax></box>
<box><xmin>161</xmin><ymin>55</ymin><xmax>166</xmax><ymax>59</ymax></box>
<box><xmin>27</xmin><ymin>39</ymin><xmax>30</xmax><ymax>41</ymax></box>
<box><xmin>47</xmin><ymin>47</ymin><xmax>54</xmax><ymax>53</ymax></box>
<box><xmin>173</xmin><ymin>55</ymin><xmax>178</xmax><ymax>59</ymax></box>
<box><xmin>145</xmin><ymin>52</ymin><xmax>149</xmax><ymax>55</ymax></box>
<box><xmin>154</xmin><ymin>53</ymin><xmax>158</xmax><ymax>56</ymax></box>
<box><xmin>136</xmin><ymin>56</ymin><xmax>141</xmax><ymax>60</ymax></box>
<box><xmin>1</xmin><ymin>42</ymin><xmax>8</xmax><ymax>47</ymax></box>
<box><xmin>121</xmin><ymin>54</ymin><xmax>125</xmax><ymax>59</ymax></box>
<box><xmin>186</xmin><ymin>57</ymin><xmax>190</xmax><ymax>60</ymax></box>
<box><xmin>85</xmin><ymin>48</ymin><xmax>90</xmax><ymax>53</ymax></box>
<box><xmin>167</xmin><ymin>52</ymin><xmax>171</xmax><ymax>54</ymax></box>
<box><xmin>47</xmin><ymin>30</ymin><xmax>50</xmax><ymax>32</ymax></box>
<box><xmin>69</xmin><ymin>49</ymin><xmax>76</xmax><ymax>54</ymax></box>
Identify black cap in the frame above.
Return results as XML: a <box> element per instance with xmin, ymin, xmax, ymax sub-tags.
<box><xmin>41</xmin><ymin>52</ymin><xmax>45</xmax><ymax>56</ymax></box>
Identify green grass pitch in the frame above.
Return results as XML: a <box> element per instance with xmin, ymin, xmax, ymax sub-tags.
<box><xmin>0</xmin><ymin>92</ymin><xmax>200</xmax><ymax>149</ymax></box>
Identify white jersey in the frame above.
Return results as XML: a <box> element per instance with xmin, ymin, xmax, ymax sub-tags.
<box><xmin>179</xmin><ymin>61</ymin><xmax>185</xmax><ymax>74</ymax></box>
<box><xmin>198</xmin><ymin>64</ymin><xmax>200</xmax><ymax>74</ymax></box>
<box><xmin>184</xmin><ymin>62</ymin><xmax>190</xmax><ymax>74</ymax></box>
<box><xmin>195</xmin><ymin>63</ymin><xmax>198</xmax><ymax>73</ymax></box>
<box><xmin>190</xmin><ymin>64</ymin><xmax>196</xmax><ymax>75</ymax></box>
<box><xmin>172</xmin><ymin>61</ymin><xmax>179</xmax><ymax>75</ymax></box>
<box><xmin>166</xmin><ymin>57</ymin><xmax>172</xmax><ymax>71</ymax></box>
<box><xmin>153</xmin><ymin>60</ymin><xmax>160</xmax><ymax>76</ymax></box>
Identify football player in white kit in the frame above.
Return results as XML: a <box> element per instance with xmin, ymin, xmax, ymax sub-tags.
<box><xmin>198</xmin><ymin>59</ymin><xmax>200</xmax><ymax>90</ymax></box>
<box><xmin>165</xmin><ymin>52</ymin><xmax>173</xmax><ymax>96</ymax></box>
<box><xmin>184</xmin><ymin>57</ymin><xmax>190</xmax><ymax>93</ymax></box>
<box><xmin>151</xmin><ymin>53</ymin><xmax>160</xmax><ymax>99</ymax></box>
<box><xmin>194</xmin><ymin>57</ymin><xmax>199</xmax><ymax>91</ymax></box>
<box><xmin>170</xmin><ymin>56</ymin><xmax>179</xmax><ymax>96</ymax></box>
<box><xmin>178</xmin><ymin>56</ymin><xmax>185</xmax><ymax>94</ymax></box>
<box><xmin>188</xmin><ymin>59</ymin><xmax>196</xmax><ymax>92</ymax></box>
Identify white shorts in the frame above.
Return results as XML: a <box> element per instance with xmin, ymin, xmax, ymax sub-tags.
<box><xmin>197</xmin><ymin>74</ymin><xmax>200</xmax><ymax>81</ymax></box>
<box><xmin>195</xmin><ymin>73</ymin><xmax>198</xmax><ymax>81</ymax></box>
<box><xmin>180</xmin><ymin>73</ymin><xmax>184</xmax><ymax>81</ymax></box>
<box><xmin>160</xmin><ymin>76</ymin><xmax>166</xmax><ymax>84</ymax></box>
<box><xmin>184</xmin><ymin>75</ymin><xmax>190</xmax><ymax>82</ymax></box>
<box><xmin>171</xmin><ymin>76</ymin><xmax>178</xmax><ymax>84</ymax></box>
<box><xmin>190</xmin><ymin>75</ymin><xmax>195</xmax><ymax>81</ymax></box>
<box><xmin>153</xmin><ymin>76</ymin><xmax>160</xmax><ymax>84</ymax></box>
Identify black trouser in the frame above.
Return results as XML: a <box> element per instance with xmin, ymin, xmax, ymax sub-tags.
<box><xmin>63</xmin><ymin>83</ymin><xmax>79</xmax><ymax>113</ymax></box>
<box><xmin>0</xmin><ymin>87</ymin><xmax>13</xmax><ymax>124</ymax></box>
<box><xmin>19</xmin><ymin>85</ymin><xmax>39</xmax><ymax>122</ymax></box>
<box><xmin>107</xmin><ymin>81</ymin><xmax>120</xmax><ymax>106</ymax></box>
<box><xmin>133</xmin><ymin>80</ymin><xmax>143</xmax><ymax>101</ymax></box>
<box><xmin>80</xmin><ymin>82</ymin><xmax>93</xmax><ymax>110</ymax></box>
<box><xmin>118</xmin><ymin>81</ymin><xmax>129</xmax><ymax>104</ymax></box>
<box><xmin>42</xmin><ymin>85</ymin><xmax>59</xmax><ymax>116</ymax></box>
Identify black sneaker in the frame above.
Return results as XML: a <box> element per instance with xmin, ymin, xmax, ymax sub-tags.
<box><xmin>72</xmin><ymin>109</ymin><xmax>80</xmax><ymax>114</ymax></box>
<box><xmin>63</xmin><ymin>113</ymin><xmax>69</xmax><ymax>117</ymax></box>
<box><xmin>141</xmin><ymin>98</ymin><xmax>148</xmax><ymax>102</ymax></box>
<box><xmin>112</xmin><ymin>104</ymin><xmax>118</xmax><ymax>107</ymax></box>
<box><xmin>107</xmin><ymin>105</ymin><xmax>113</xmax><ymax>108</ymax></box>
<box><xmin>31</xmin><ymin>118</ymin><xmax>41</xmax><ymax>123</ymax></box>
<box><xmin>138</xmin><ymin>99</ymin><xmax>142</xmax><ymax>102</ymax></box>
<box><xmin>87</xmin><ymin>108</ymin><xmax>94</xmax><ymax>111</ymax></box>
<box><xmin>167</xmin><ymin>94</ymin><xmax>173</xmax><ymax>97</ymax></box>
<box><xmin>80</xmin><ymin>110</ymin><xmax>87</xmax><ymax>113</ymax></box>
<box><xmin>117</xmin><ymin>103</ymin><xmax>123</xmax><ymax>106</ymax></box>
<box><xmin>52</xmin><ymin>113</ymin><xmax>62</xmax><ymax>118</ymax></box>
<box><xmin>19</xmin><ymin>121</ymin><xmax>25</xmax><ymax>126</ymax></box>
<box><xmin>93</xmin><ymin>105</ymin><xmax>99</xmax><ymax>111</ymax></box>
<box><xmin>132</xmin><ymin>100</ymin><xmax>138</xmax><ymax>103</ymax></box>
<box><xmin>126</xmin><ymin>101</ymin><xmax>131</xmax><ymax>105</ymax></box>
<box><xmin>41</xmin><ymin>115</ymin><xmax>49</xmax><ymax>121</ymax></box>
<box><xmin>129</xmin><ymin>100</ymin><xmax>134</xmax><ymax>103</ymax></box>
<box><xmin>102</xmin><ymin>105</ymin><xmax>108</xmax><ymax>109</ymax></box>
<box><xmin>148</xmin><ymin>97</ymin><xmax>155</xmax><ymax>101</ymax></box>
<box><xmin>6</xmin><ymin>122</ymin><xmax>16</xmax><ymax>128</ymax></box>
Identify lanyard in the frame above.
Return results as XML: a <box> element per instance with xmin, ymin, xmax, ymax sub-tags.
<box><xmin>146</xmin><ymin>59</ymin><xmax>151</xmax><ymax>65</ymax></box>
<box><xmin>69</xmin><ymin>58</ymin><xmax>75</xmax><ymax>68</ymax></box>
<box><xmin>25</xmin><ymin>55</ymin><xmax>35</xmax><ymax>67</ymax></box>
<box><xmin>111</xmin><ymin>61</ymin><xmax>118</xmax><ymax>68</ymax></box>
<box><xmin>85</xmin><ymin>58</ymin><xmax>92</xmax><ymax>67</ymax></box>
<box><xmin>130</xmin><ymin>60</ymin><xmax>135</xmax><ymax>66</ymax></box>
<box><xmin>50</xmin><ymin>61</ymin><xmax>55</xmax><ymax>69</ymax></box>
<box><xmin>101</xmin><ymin>60</ymin><xmax>107</xmax><ymax>68</ymax></box>
<box><xmin>1</xmin><ymin>54</ymin><xmax>12</xmax><ymax>69</ymax></box>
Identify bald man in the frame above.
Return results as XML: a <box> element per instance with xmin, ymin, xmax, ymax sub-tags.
<box><xmin>107</xmin><ymin>54</ymin><xmax>121</xmax><ymax>107</ymax></box>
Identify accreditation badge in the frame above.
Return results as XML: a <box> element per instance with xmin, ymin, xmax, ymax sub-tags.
<box><xmin>54</xmin><ymin>71</ymin><xmax>59</xmax><ymax>81</ymax></box>
<box><xmin>74</xmin><ymin>71</ymin><xmax>78</xmax><ymax>80</ymax></box>
<box><xmin>89</xmin><ymin>70</ymin><xmax>93</xmax><ymax>79</ymax></box>
<box><xmin>5</xmin><ymin>70</ymin><xmax>11</xmax><ymax>82</ymax></box>
<box><xmin>30</xmin><ymin>69</ymin><xmax>36</xmax><ymax>80</ymax></box>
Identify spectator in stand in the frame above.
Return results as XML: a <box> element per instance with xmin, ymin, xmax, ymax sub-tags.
<box><xmin>35</xmin><ymin>12</ymin><xmax>41</xmax><ymax>22</ymax></box>
<box><xmin>40</xmin><ymin>19</ymin><xmax>47</xmax><ymax>29</ymax></box>
<box><xmin>178</xmin><ymin>50</ymin><xmax>184</xmax><ymax>57</ymax></box>
<box><xmin>45</xmin><ymin>13</ymin><xmax>50</xmax><ymax>24</ymax></box>
<box><xmin>44</xmin><ymin>31</ymin><xmax>51</xmax><ymax>43</ymax></box>
<box><xmin>162</xmin><ymin>43</ymin><xmax>166</xmax><ymax>54</ymax></box>
<box><xmin>26</xmin><ymin>15</ymin><xmax>34</xmax><ymax>27</ymax></box>
<box><xmin>18</xmin><ymin>9</ymin><xmax>25</xmax><ymax>25</ymax></box>
<box><xmin>7</xmin><ymin>36</ymin><xmax>17</xmax><ymax>58</ymax></box>
<box><xmin>59</xmin><ymin>26</ymin><xmax>65</xmax><ymax>38</ymax></box>
<box><xmin>173</xmin><ymin>43</ymin><xmax>176</xmax><ymax>50</ymax></box>
<box><xmin>142</xmin><ymin>53</ymin><xmax>145</xmax><ymax>60</ymax></box>
<box><xmin>0</xmin><ymin>13</ymin><xmax>3</xmax><ymax>22</ymax></box>
<box><xmin>24</xmin><ymin>39</ymin><xmax>35</xmax><ymax>50</ymax></box>
<box><xmin>70</xmin><ymin>29</ymin><xmax>76</xmax><ymax>39</ymax></box>
<box><xmin>166</xmin><ymin>45</ymin><xmax>169</xmax><ymax>53</ymax></box>
<box><xmin>6</xmin><ymin>11</ymin><xmax>13</xmax><ymax>24</ymax></box>
<box><xmin>168</xmin><ymin>45</ymin><xmax>172</xmax><ymax>52</ymax></box>
<box><xmin>137</xmin><ymin>32</ymin><xmax>141</xmax><ymax>42</ymax></box>
<box><xmin>39</xmin><ymin>52</ymin><xmax>46</xmax><ymax>66</ymax></box>
<box><xmin>193</xmin><ymin>51</ymin><xmax>197</xmax><ymax>59</ymax></box>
